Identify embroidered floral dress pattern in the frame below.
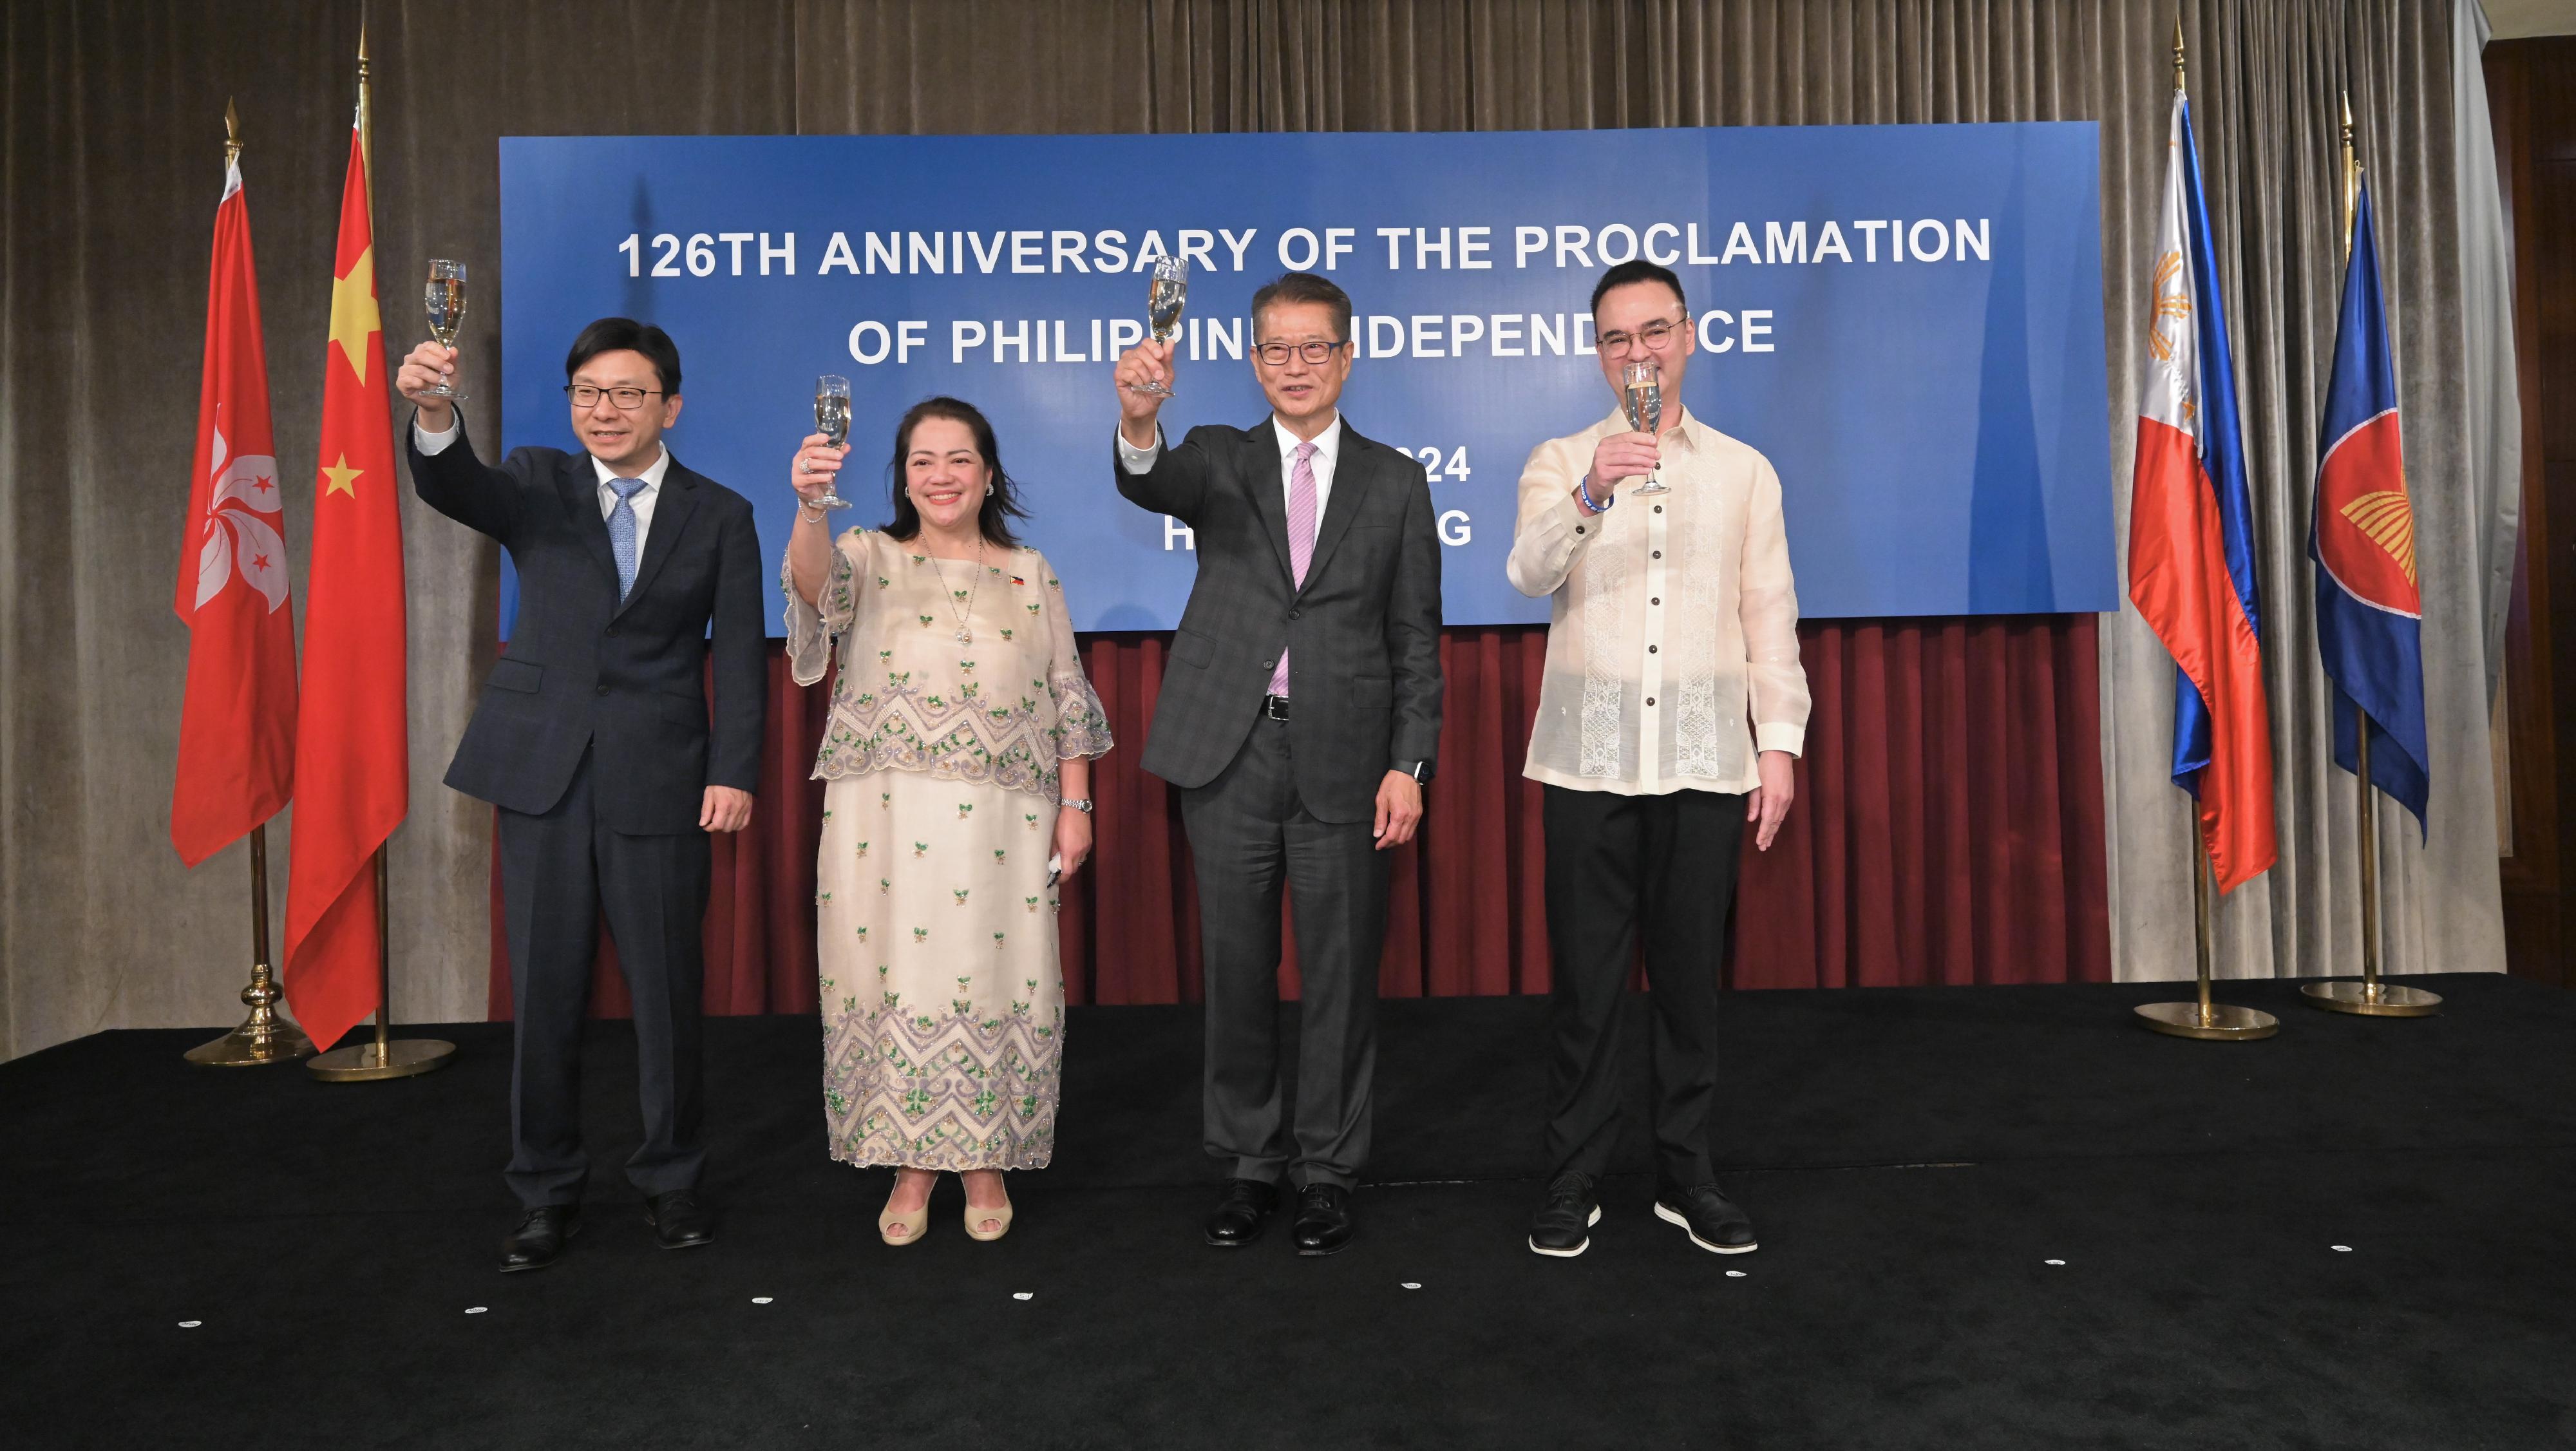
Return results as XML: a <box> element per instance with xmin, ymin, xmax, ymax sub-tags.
<box><xmin>785</xmin><ymin>529</ymin><xmax>1111</xmax><ymax>1172</ymax></box>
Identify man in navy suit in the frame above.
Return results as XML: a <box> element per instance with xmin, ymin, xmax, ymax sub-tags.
<box><xmin>397</xmin><ymin>319</ymin><xmax>764</xmax><ymax>1272</ymax></box>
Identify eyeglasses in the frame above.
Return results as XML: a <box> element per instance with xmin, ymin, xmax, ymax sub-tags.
<box><xmin>1596</xmin><ymin>313</ymin><xmax>1688</xmax><ymax>357</ymax></box>
<box><xmin>1253</xmin><ymin>339</ymin><xmax>1347</xmax><ymax>367</ymax></box>
<box><xmin>564</xmin><ymin>384</ymin><xmax>665</xmax><ymax>410</ymax></box>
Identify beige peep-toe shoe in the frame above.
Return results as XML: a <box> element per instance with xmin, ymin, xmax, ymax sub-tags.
<box><xmin>879</xmin><ymin>1179</ymin><xmax>932</xmax><ymax>1246</ymax></box>
<box><xmin>963</xmin><ymin>1190</ymin><xmax>1014</xmax><ymax>1242</ymax></box>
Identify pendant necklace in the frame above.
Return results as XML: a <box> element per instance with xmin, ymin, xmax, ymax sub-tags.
<box><xmin>930</xmin><ymin>539</ymin><xmax>985</xmax><ymax>644</ymax></box>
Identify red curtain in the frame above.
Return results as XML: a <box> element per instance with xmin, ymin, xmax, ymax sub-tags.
<box><xmin>487</xmin><ymin>615</ymin><xmax>2112</xmax><ymax>1019</ymax></box>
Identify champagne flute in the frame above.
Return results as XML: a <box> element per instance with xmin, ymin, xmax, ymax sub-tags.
<box><xmin>421</xmin><ymin>258</ymin><xmax>468</xmax><ymax>400</ymax></box>
<box><xmin>1622</xmin><ymin>359</ymin><xmax>1668</xmax><ymax>495</ymax></box>
<box><xmin>1129</xmin><ymin>254</ymin><xmax>1188</xmax><ymax>397</ymax></box>
<box><xmin>808</xmin><ymin>374</ymin><xmax>853</xmax><ymax>510</ymax></box>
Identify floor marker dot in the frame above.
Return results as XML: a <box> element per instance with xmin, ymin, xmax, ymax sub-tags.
<box><xmin>1401</xmin><ymin>1282</ymin><xmax>1421</xmax><ymax>1290</ymax></box>
<box><xmin>464</xmin><ymin>1307</ymin><xmax>488</xmax><ymax>1315</ymax></box>
<box><xmin>178</xmin><ymin>1321</ymin><xmax>202</xmax><ymax>1329</ymax></box>
<box><xmin>1725</xmin><ymin>1270</ymin><xmax>1747</xmax><ymax>1278</ymax></box>
<box><xmin>1012</xmin><ymin>1292</ymin><xmax>1033</xmax><ymax>1301</ymax></box>
<box><xmin>2044</xmin><ymin>1259</ymin><xmax>2066</xmax><ymax>1267</ymax></box>
<box><xmin>752</xmin><ymin>1296</ymin><xmax>773</xmax><ymax>1304</ymax></box>
<box><xmin>2331</xmin><ymin>1245</ymin><xmax>2353</xmax><ymax>1253</ymax></box>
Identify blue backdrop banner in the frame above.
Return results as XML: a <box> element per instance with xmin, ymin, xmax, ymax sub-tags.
<box><xmin>496</xmin><ymin>126</ymin><xmax>2116</xmax><ymax>634</ymax></box>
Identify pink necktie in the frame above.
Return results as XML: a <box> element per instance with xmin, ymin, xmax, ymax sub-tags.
<box><xmin>1268</xmin><ymin>440</ymin><xmax>1318</xmax><ymax>697</ymax></box>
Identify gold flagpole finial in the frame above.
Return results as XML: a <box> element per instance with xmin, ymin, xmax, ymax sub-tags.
<box><xmin>223</xmin><ymin>97</ymin><xmax>242</xmax><ymax>166</ymax></box>
<box><xmin>2340</xmin><ymin>90</ymin><xmax>2360</xmax><ymax>261</ymax></box>
<box><xmin>355</xmin><ymin>15</ymin><xmax>373</xmax><ymax>175</ymax></box>
<box><xmin>2173</xmin><ymin>15</ymin><xmax>2187</xmax><ymax>93</ymax></box>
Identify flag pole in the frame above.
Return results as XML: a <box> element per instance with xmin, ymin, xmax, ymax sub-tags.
<box><xmin>186</xmin><ymin>101</ymin><xmax>312</xmax><ymax>1069</ymax></box>
<box><xmin>187</xmin><ymin>825</ymin><xmax>317</xmax><ymax>1066</ymax></box>
<box><xmin>2303</xmin><ymin>88</ymin><xmax>2438</xmax><ymax>1018</ymax></box>
<box><xmin>2131</xmin><ymin>19</ymin><xmax>2277</xmax><ymax>1042</ymax></box>
<box><xmin>305</xmin><ymin>23</ymin><xmax>457</xmax><ymax>1081</ymax></box>
<box><xmin>310</xmin><ymin>848</ymin><xmax>455</xmax><ymax>1079</ymax></box>
<box><xmin>2137</xmin><ymin>826</ymin><xmax>2279</xmax><ymax>1039</ymax></box>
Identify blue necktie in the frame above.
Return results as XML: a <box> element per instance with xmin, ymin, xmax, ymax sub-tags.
<box><xmin>607</xmin><ymin>477</ymin><xmax>648</xmax><ymax>599</ymax></box>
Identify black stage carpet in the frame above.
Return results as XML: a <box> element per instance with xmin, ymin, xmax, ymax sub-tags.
<box><xmin>6</xmin><ymin>975</ymin><xmax>2574</xmax><ymax>1450</ymax></box>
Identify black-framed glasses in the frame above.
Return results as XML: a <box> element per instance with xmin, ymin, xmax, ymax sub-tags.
<box><xmin>1596</xmin><ymin>312</ymin><xmax>1689</xmax><ymax>357</ymax></box>
<box><xmin>564</xmin><ymin>383</ymin><xmax>665</xmax><ymax>410</ymax></box>
<box><xmin>1253</xmin><ymin>339</ymin><xmax>1347</xmax><ymax>367</ymax></box>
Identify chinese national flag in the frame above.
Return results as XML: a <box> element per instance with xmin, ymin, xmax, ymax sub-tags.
<box><xmin>283</xmin><ymin>115</ymin><xmax>408</xmax><ymax>1051</ymax></box>
<box><xmin>173</xmin><ymin>147</ymin><xmax>297</xmax><ymax>866</ymax></box>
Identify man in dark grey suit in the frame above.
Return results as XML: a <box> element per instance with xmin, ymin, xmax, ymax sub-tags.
<box><xmin>1112</xmin><ymin>271</ymin><xmax>1442</xmax><ymax>1255</ymax></box>
<box><xmin>396</xmin><ymin>320</ymin><xmax>764</xmax><ymax>1273</ymax></box>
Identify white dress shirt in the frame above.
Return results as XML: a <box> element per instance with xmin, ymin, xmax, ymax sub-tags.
<box><xmin>1506</xmin><ymin>407</ymin><xmax>1810</xmax><ymax>796</ymax></box>
<box><xmin>414</xmin><ymin>416</ymin><xmax>670</xmax><ymax>554</ymax></box>
<box><xmin>1115</xmin><ymin>413</ymin><xmax>1343</xmax><ymax>522</ymax></box>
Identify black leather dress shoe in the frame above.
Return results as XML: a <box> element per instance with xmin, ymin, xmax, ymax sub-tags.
<box><xmin>644</xmin><ymin>1190</ymin><xmax>715</xmax><ymax>1250</ymax></box>
<box><xmin>1291</xmin><ymin>1182</ymin><xmax>1355</xmax><ymax>1257</ymax></box>
<box><xmin>1204</xmin><ymin>1178</ymin><xmax>1280</xmax><ymax>1247</ymax></box>
<box><xmin>1527</xmin><ymin>1170</ymin><xmax>1600</xmax><ymax>1258</ymax></box>
<box><xmin>498</xmin><ymin>1204</ymin><xmax>580</xmax><ymax>1273</ymax></box>
<box><xmin>1654</xmin><ymin>1181</ymin><xmax>1757</xmax><ymax>1255</ymax></box>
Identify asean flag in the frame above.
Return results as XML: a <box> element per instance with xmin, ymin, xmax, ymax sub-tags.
<box><xmin>2311</xmin><ymin>177</ymin><xmax>2429</xmax><ymax>831</ymax></box>
<box><xmin>283</xmin><ymin>111</ymin><xmax>408</xmax><ymax>1052</ymax></box>
<box><xmin>2126</xmin><ymin>90</ymin><xmax>2278</xmax><ymax>893</ymax></box>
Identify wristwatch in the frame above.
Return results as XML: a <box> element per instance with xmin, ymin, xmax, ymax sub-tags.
<box><xmin>1058</xmin><ymin>797</ymin><xmax>1095</xmax><ymax>814</ymax></box>
<box><xmin>1396</xmin><ymin>761</ymin><xmax>1432</xmax><ymax>784</ymax></box>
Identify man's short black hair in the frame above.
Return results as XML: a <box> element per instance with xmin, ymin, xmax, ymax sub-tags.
<box><xmin>565</xmin><ymin>317</ymin><xmax>682</xmax><ymax>395</ymax></box>
<box><xmin>1589</xmin><ymin>260</ymin><xmax>1687</xmax><ymax>317</ymax></box>
<box><xmin>1250</xmin><ymin>270</ymin><xmax>1353</xmax><ymax>344</ymax></box>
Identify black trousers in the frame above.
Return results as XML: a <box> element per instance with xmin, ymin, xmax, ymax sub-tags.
<box><xmin>498</xmin><ymin>750</ymin><xmax>711</xmax><ymax>1208</ymax></box>
<box><xmin>1541</xmin><ymin>783</ymin><xmax>1747</xmax><ymax>1186</ymax></box>
<box><xmin>1179</xmin><ymin>716</ymin><xmax>1390</xmax><ymax>1189</ymax></box>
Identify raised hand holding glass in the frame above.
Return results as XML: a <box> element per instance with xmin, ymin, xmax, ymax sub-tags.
<box><xmin>1128</xmin><ymin>255</ymin><xmax>1188</xmax><ymax>397</ymax></box>
<box><xmin>807</xmin><ymin>374</ymin><xmax>853</xmax><ymax>510</ymax></box>
<box><xmin>1622</xmin><ymin>360</ymin><xmax>1669</xmax><ymax>495</ymax></box>
<box><xmin>421</xmin><ymin>259</ymin><xmax>468</xmax><ymax>400</ymax></box>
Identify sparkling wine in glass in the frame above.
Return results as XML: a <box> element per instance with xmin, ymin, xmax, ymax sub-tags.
<box><xmin>808</xmin><ymin>374</ymin><xmax>853</xmax><ymax>510</ymax></box>
<box><xmin>1622</xmin><ymin>359</ymin><xmax>1669</xmax><ymax>495</ymax></box>
<box><xmin>1130</xmin><ymin>254</ymin><xmax>1188</xmax><ymax>397</ymax></box>
<box><xmin>421</xmin><ymin>259</ymin><xmax>468</xmax><ymax>400</ymax></box>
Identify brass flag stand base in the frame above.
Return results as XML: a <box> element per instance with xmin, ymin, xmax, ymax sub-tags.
<box><xmin>187</xmin><ymin>825</ymin><xmax>315</xmax><ymax>1067</ymax></box>
<box><xmin>308</xmin><ymin>849</ymin><xmax>455</xmax><ymax>1082</ymax></box>
<box><xmin>187</xmin><ymin>962</ymin><xmax>316</xmax><ymax>1065</ymax></box>
<box><xmin>2137</xmin><ymin>1000</ymin><xmax>2281</xmax><ymax>1039</ymax></box>
<box><xmin>308</xmin><ymin>1033</ymin><xmax>454</xmax><ymax>1081</ymax></box>
<box><xmin>2302</xmin><ymin>721</ymin><xmax>2439</xmax><ymax>1018</ymax></box>
<box><xmin>2137</xmin><ymin>827</ymin><xmax>2278</xmax><ymax>1041</ymax></box>
<box><xmin>2300</xmin><ymin>978</ymin><xmax>2440</xmax><ymax>1016</ymax></box>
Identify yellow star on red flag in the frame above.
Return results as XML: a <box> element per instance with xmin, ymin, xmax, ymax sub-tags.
<box><xmin>321</xmin><ymin>455</ymin><xmax>363</xmax><ymax>497</ymax></box>
<box><xmin>327</xmin><ymin>243</ymin><xmax>380</xmax><ymax>384</ymax></box>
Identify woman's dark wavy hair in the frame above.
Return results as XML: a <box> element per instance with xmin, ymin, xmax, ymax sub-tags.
<box><xmin>882</xmin><ymin>395</ymin><xmax>1027</xmax><ymax>549</ymax></box>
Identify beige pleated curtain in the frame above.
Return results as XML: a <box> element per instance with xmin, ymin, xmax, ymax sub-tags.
<box><xmin>0</xmin><ymin>0</ymin><xmax>2506</xmax><ymax>1061</ymax></box>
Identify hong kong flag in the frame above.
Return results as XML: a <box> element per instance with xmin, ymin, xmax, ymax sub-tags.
<box><xmin>2126</xmin><ymin>89</ymin><xmax>2278</xmax><ymax>893</ymax></box>
<box><xmin>2311</xmin><ymin>177</ymin><xmax>2429</xmax><ymax>831</ymax></box>
<box><xmin>173</xmin><ymin>144</ymin><xmax>298</xmax><ymax>867</ymax></box>
<box><xmin>283</xmin><ymin>109</ymin><xmax>408</xmax><ymax>1052</ymax></box>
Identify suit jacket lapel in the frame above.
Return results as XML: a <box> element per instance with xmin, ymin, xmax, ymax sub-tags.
<box><xmin>1297</xmin><ymin>422</ymin><xmax>1374</xmax><ymax>596</ymax></box>
<box><xmin>560</xmin><ymin>453</ymin><xmax>621</xmax><ymax>589</ymax></box>
<box><xmin>1243</xmin><ymin>422</ymin><xmax>1296</xmax><ymax>588</ymax></box>
<box><xmin>618</xmin><ymin>457</ymin><xmax>701</xmax><ymax>615</ymax></box>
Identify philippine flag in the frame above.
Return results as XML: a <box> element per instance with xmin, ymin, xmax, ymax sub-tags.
<box><xmin>2127</xmin><ymin>90</ymin><xmax>2279</xmax><ymax>893</ymax></box>
<box><xmin>2311</xmin><ymin>177</ymin><xmax>2429</xmax><ymax>831</ymax></box>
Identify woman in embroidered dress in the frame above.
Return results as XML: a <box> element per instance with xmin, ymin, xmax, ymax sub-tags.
<box><xmin>784</xmin><ymin>397</ymin><xmax>1112</xmax><ymax>1245</ymax></box>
